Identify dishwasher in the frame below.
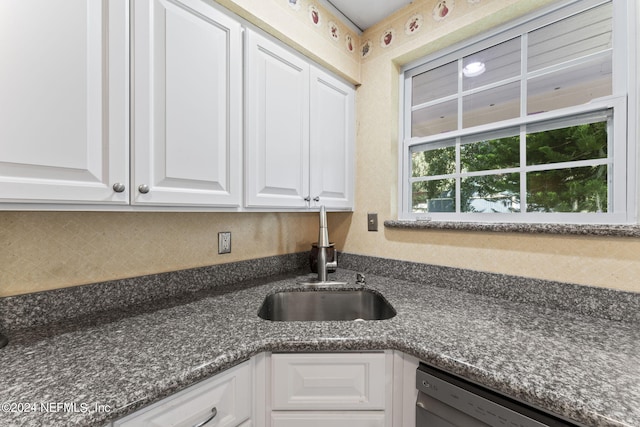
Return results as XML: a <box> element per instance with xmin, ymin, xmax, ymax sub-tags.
<box><xmin>416</xmin><ymin>363</ymin><xmax>581</xmax><ymax>427</ymax></box>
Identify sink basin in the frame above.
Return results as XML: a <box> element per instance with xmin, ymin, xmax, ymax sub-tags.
<box><xmin>258</xmin><ymin>289</ymin><xmax>396</xmax><ymax>321</ymax></box>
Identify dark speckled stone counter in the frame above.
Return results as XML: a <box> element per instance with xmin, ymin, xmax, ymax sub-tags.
<box><xmin>0</xmin><ymin>255</ymin><xmax>638</xmax><ymax>427</ymax></box>
<box><xmin>384</xmin><ymin>219</ymin><xmax>640</xmax><ymax>237</ymax></box>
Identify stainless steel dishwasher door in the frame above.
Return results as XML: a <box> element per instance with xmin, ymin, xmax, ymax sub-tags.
<box><xmin>417</xmin><ymin>391</ymin><xmax>489</xmax><ymax>427</ymax></box>
<box><xmin>416</xmin><ymin>364</ymin><xmax>579</xmax><ymax>427</ymax></box>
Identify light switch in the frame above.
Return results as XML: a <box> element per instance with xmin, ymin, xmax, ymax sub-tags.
<box><xmin>367</xmin><ymin>213</ymin><xmax>378</xmax><ymax>232</ymax></box>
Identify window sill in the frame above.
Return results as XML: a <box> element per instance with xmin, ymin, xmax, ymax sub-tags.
<box><xmin>384</xmin><ymin>220</ymin><xmax>640</xmax><ymax>237</ymax></box>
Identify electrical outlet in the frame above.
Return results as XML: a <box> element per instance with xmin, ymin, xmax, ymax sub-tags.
<box><xmin>218</xmin><ymin>232</ymin><xmax>231</xmax><ymax>254</ymax></box>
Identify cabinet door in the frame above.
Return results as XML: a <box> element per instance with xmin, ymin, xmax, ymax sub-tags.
<box><xmin>132</xmin><ymin>0</ymin><xmax>242</xmax><ymax>206</ymax></box>
<box><xmin>245</xmin><ymin>29</ymin><xmax>310</xmax><ymax>208</ymax></box>
<box><xmin>309</xmin><ymin>67</ymin><xmax>355</xmax><ymax>210</ymax></box>
<box><xmin>0</xmin><ymin>0</ymin><xmax>129</xmax><ymax>205</ymax></box>
<box><xmin>113</xmin><ymin>361</ymin><xmax>251</xmax><ymax>427</ymax></box>
<box><xmin>271</xmin><ymin>353</ymin><xmax>386</xmax><ymax>410</ymax></box>
<box><xmin>271</xmin><ymin>412</ymin><xmax>385</xmax><ymax>427</ymax></box>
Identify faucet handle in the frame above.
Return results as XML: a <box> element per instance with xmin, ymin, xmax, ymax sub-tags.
<box><xmin>356</xmin><ymin>273</ymin><xmax>366</xmax><ymax>285</ymax></box>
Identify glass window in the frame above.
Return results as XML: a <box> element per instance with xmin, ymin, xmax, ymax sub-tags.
<box><xmin>527</xmin><ymin>165</ymin><xmax>608</xmax><ymax>213</ymax></box>
<box><xmin>401</xmin><ymin>0</ymin><xmax>630</xmax><ymax>223</ymax></box>
<box><xmin>461</xmin><ymin>174</ymin><xmax>520</xmax><ymax>213</ymax></box>
<box><xmin>526</xmin><ymin>116</ymin><xmax>608</xmax><ymax>166</ymax></box>
<box><xmin>527</xmin><ymin>54</ymin><xmax>612</xmax><ymax>115</ymax></box>
<box><xmin>462</xmin><ymin>82</ymin><xmax>520</xmax><ymax>128</ymax></box>
<box><xmin>460</xmin><ymin>128</ymin><xmax>520</xmax><ymax>172</ymax></box>
<box><xmin>412</xmin><ymin>61</ymin><xmax>457</xmax><ymax>105</ymax></box>
<box><xmin>411</xmin><ymin>179</ymin><xmax>456</xmax><ymax>213</ymax></box>
<box><xmin>412</xmin><ymin>99</ymin><xmax>457</xmax><ymax>137</ymax></box>
<box><xmin>411</xmin><ymin>145</ymin><xmax>456</xmax><ymax>177</ymax></box>
<box><xmin>463</xmin><ymin>37</ymin><xmax>521</xmax><ymax>91</ymax></box>
<box><xmin>527</xmin><ymin>3</ymin><xmax>612</xmax><ymax>72</ymax></box>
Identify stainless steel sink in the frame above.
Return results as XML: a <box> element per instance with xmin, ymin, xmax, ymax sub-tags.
<box><xmin>258</xmin><ymin>289</ymin><xmax>396</xmax><ymax>321</ymax></box>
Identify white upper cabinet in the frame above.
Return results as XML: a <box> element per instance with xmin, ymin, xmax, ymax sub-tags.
<box><xmin>245</xmin><ymin>29</ymin><xmax>355</xmax><ymax>210</ymax></box>
<box><xmin>245</xmin><ymin>29</ymin><xmax>311</xmax><ymax>209</ymax></box>
<box><xmin>310</xmin><ymin>68</ymin><xmax>355</xmax><ymax>210</ymax></box>
<box><xmin>132</xmin><ymin>0</ymin><xmax>243</xmax><ymax>207</ymax></box>
<box><xmin>1</xmin><ymin>1</ymin><xmax>352</xmax><ymax>211</ymax></box>
<box><xmin>0</xmin><ymin>0</ymin><xmax>129</xmax><ymax>204</ymax></box>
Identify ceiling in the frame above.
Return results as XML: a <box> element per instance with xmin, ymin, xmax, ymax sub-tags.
<box><xmin>323</xmin><ymin>0</ymin><xmax>413</xmax><ymax>32</ymax></box>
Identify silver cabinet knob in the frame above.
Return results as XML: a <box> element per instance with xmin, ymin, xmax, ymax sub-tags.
<box><xmin>138</xmin><ymin>184</ymin><xmax>150</xmax><ymax>194</ymax></box>
<box><xmin>112</xmin><ymin>183</ymin><xmax>126</xmax><ymax>193</ymax></box>
<box><xmin>304</xmin><ymin>196</ymin><xmax>311</xmax><ymax>202</ymax></box>
<box><xmin>313</xmin><ymin>196</ymin><xmax>320</xmax><ymax>202</ymax></box>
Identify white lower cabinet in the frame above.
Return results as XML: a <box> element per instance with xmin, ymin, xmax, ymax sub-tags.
<box><xmin>108</xmin><ymin>351</ymin><xmax>417</xmax><ymax>427</ymax></box>
<box><xmin>113</xmin><ymin>361</ymin><xmax>251</xmax><ymax>427</ymax></box>
<box><xmin>271</xmin><ymin>353</ymin><xmax>386</xmax><ymax>410</ymax></box>
<box><xmin>271</xmin><ymin>412</ymin><xmax>385</xmax><ymax>427</ymax></box>
<box><xmin>259</xmin><ymin>352</ymin><xmax>393</xmax><ymax>427</ymax></box>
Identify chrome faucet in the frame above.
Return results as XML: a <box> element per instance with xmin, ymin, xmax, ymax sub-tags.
<box><xmin>316</xmin><ymin>205</ymin><xmax>338</xmax><ymax>282</ymax></box>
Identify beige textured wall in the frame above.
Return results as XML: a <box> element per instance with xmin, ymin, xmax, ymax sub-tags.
<box><xmin>344</xmin><ymin>0</ymin><xmax>640</xmax><ymax>293</ymax></box>
<box><xmin>0</xmin><ymin>212</ymin><xmax>319</xmax><ymax>297</ymax></box>
<box><xmin>0</xmin><ymin>0</ymin><xmax>359</xmax><ymax>298</ymax></box>
<box><xmin>3</xmin><ymin>0</ymin><xmax>640</xmax><ymax>297</ymax></box>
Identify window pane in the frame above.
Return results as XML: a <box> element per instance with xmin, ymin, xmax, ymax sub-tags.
<box><xmin>412</xmin><ymin>99</ymin><xmax>457</xmax><ymax>137</ymax></box>
<box><xmin>412</xmin><ymin>179</ymin><xmax>456</xmax><ymax>213</ymax></box>
<box><xmin>412</xmin><ymin>61</ymin><xmax>458</xmax><ymax>105</ymax></box>
<box><xmin>411</xmin><ymin>145</ymin><xmax>456</xmax><ymax>177</ymax></box>
<box><xmin>527</xmin><ymin>165</ymin><xmax>608</xmax><ymax>213</ymax></box>
<box><xmin>526</xmin><ymin>120</ymin><xmax>608</xmax><ymax>166</ymax></box>
<box><xmin>527</xmin><ymin>53</ymin><xmax>612</xmax><ymax>114</ymax></box>
<box><xmin>461</xmin><ymin>174</ymin><xmax>520</xmax><ymax>213</ymax></box>
<box><xmin>463</xmin><ymin>82</ymin><xmax>520</xmax><ymax>128</ymax></box>
<box><xmin>528</xmin><ymin>3</ymin><xmax>612</xmax><ymax>72</ymax></box>
<box><xmin>461</xmin><ymin>129</ymin><xmax>520</xmax><ymax>172</ymax></box>
<box><xmin>463</xmin><ymin>38</ymin><xmax>521</xmax><ymax>91</ymax></box>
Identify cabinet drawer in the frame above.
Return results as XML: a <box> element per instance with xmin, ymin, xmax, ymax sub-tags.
<box><xmin>114</xmin><ymin>361</ymin><xmax>251</xmax><ymax>427</ymax></box>
<box><xmin>271</xmin><ymin>411</ymin><xmax>385</xmax><ymax>427</ymax></box>
<box><xmin>271</xmin><ymin>353</ymin><xmax>386</xmax><ymax>410</ymax></box>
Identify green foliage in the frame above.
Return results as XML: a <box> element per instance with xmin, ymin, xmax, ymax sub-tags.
<box><xmin>461</xmin><ymin>137</ymin><xmax>519</xmax><ymax>172</ymax></box>
<box><xmin>527</xmin><ymin>122</ymin><xmax>607</xmax><ymax>165</ymax></box>
<box><xmin>527</xmin><ymin>165</ymin><xmax>607</xmax><ymax>212</ymax></box>
<box><xmin>411</xmin><ymin>147</ymin><xmax>456</xmax><ymax>211</ymax></box>
<box><xmin>526</xmin><ymin>122</ymin><xmax>607</xmax><ymax>212</ymax></box>
<box><xmin>411</xmin><ymin>121</ymin><xmax>608</xmax><ymax>213</ymax></box>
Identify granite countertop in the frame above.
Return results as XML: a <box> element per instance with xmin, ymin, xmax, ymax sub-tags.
<box><xmin>0</xmin><ymin>268</ymin><xmax>638</xmax><ymax>427</ymax></box>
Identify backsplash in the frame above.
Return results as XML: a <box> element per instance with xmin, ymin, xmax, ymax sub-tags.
<box><xmin>339</xmin><ymin>253</ymin><xmax>640</xmax><ymax>324</ymax></box>
<box><xmin>0</xmin><ymin>211</ymin><xmax>318</xmax><ymax>297</ymax></box>
<box><xmin>2</xmin><ymin>252</ymin><xmax>638</xmax><ymax>337</ymax></box>
<box><xmin>0</xmin><ymin>252</ymin><xmax>309</xmax><ymax>333</ymax></box>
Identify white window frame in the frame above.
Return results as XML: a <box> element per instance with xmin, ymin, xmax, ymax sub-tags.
<box><xmin>398</xmin><ymin>0</ymin><xmax>637</xmax><ymax>224</ymax></box>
